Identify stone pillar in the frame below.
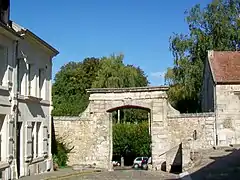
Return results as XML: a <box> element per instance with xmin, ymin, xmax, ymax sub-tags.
<box><xmin>108</xmin><ymin>113</ymin><xmax>113</xmax><ymax>171</ymax></box>
<box><xmin>151</xmin><ymin>97</ymin><xmax>168</xmax><ymax>171</ymax></box>
<box><xmin>182</xmin><ymin>141</ymin><xmax>191</xmax><ymax>171</ymax></box>
<box><xmin>121</xmin><ymin>157</ymin><xmax>124</xmax><ymax>167</ymax></box>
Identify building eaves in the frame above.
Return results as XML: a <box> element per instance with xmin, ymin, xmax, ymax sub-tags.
<box><xmin>23</xmin><ymin>29</ymin><xmax>59</xmax><ymax>56</ymax></box>
<box><xmin>0</xmin><ymin>21</ymin><xmax>21</xmax><ymax>39</ymax></box>
<box><xmin>11</xmin><ymin>21</ymin><xmax>59</xmax><ymax>57</ymax></box>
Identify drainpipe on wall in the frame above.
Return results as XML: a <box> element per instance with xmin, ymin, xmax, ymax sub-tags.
<box><xmin>13</xmin><ymin>40</ymin><xmax>19</xmax><ymax>179</ymax></box>
<box><xmin>48</xmin><ymin>58</ymin><xmax>54</xmax><ymax>172</ymax></box>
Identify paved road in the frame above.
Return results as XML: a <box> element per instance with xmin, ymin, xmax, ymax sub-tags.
<box><xmin>66</xmin><ymin>170</ymin><xmax>179</xmax><ymax>180</ymax></box>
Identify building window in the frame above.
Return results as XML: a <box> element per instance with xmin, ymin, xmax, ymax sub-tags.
<box><xmin>0</xmin><ymin>45</ymin><xmax>7</xmax><ymax>86</ymax></box>
<box><xmin>32</xmin><ymin>122</ymin><xmax>41</xmax><ymax>158</ymax></box>
<box><xmin>28</xmin><ymin>64</ymin><xmax>31</xmax><ymax>96</ymax></box>
<box><xmin>31</xmin><ymin>122</ymin><xmax>35</xmax><ymax>158</ymax></box>
<box><xmin>39</xmin><ymin>69</ymin><xmax>45</xmax><ymax>99</ymax></box>
<box><xmin>17</xmin><ymin>59</ymin><xmax>21</xmax><ymax>93</ymax></box>
<box><xmin>17</xmin><ymin>59</ymin><xmax>27</xmax><ymax>95</ymax></box>
<box><xmin>27</xmin><ymin>64</ymin><xmax>39</xmax><ymax>97</ymax></box>
<box><xmin>0</xmin><ymin>115</ymin><xmax>6</xmax><ymax>163</ymax></box>
<box><xmin>36</xmin><ymin>122</ymin><xmax>40</xmax><ymax>157</ymax></box>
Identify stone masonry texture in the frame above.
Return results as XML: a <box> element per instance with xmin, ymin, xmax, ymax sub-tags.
<box><xmin>53</xmin><ymin>86</ymin><xmax>222</xmax><ymax>172</ymax></box>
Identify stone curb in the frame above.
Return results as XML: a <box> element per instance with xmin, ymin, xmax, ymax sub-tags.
<box><xmin>43</xmin><ymin>169</ymin><xmax>103</xmax><ymax>180</ymax></box>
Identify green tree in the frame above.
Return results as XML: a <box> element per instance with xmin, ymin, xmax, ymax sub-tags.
<box><xmin>113</xmin><ymin>121</ymin><xmax>151</xmax><ymax>157</ymax></box>
<box><xmin>92</xmin><ymin>54</ymin><xmax>148</xmax><ymax>88</ymax></box>
<box><xmin>52</xmin><ymin>58</ymin><xmax>100</xmax><ymax>116</ymax></box>
<box><xmin>165</xmin><ymin>0</ymin><xmax>240</xmax><ymax>113</ymax></box>
<box><xmin>92</xmin><ymin>54</ymin><xmax>149</xmax><ymax>123</ymax></box>
<box><xmin>112</xmin><ymin>108</ymin><xmax>149</xmax><ymax>124</ymax></box>
<box><xmin>53</xmin><ymin>54</ymin><xmax>149</xmax><ymax>116</ymax></box>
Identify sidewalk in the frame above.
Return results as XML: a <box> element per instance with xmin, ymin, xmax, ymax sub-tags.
<box><xmin>20</xmin><ymin>167</ymin><xmax>102</xmax><ymax>180</ymax></box>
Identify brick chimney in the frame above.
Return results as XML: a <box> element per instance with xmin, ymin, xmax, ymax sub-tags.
<box><xmin>0</xmin><ymin>0</ymin><xmax>10</xmax><ymax>25</ymax></box>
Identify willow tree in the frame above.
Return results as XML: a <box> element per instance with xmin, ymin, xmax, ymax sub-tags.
<box><xmin>165</xmin><ymin>0</ymin><xmax>240</xmax><ymax>113</ymax></box>
<box><xmin>92</xmin><ymin>54</ymin><xmax>149</xmax><ymax>124</ymax></box>
<box><xmin>92</xmin><ymin>54</ymin><xmax>148</xmax><ymax>88</ymax></box>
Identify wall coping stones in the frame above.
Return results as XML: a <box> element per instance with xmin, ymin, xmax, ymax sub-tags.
<box><xmin>86</xmin><ymin>86</ymin><xmax>169</xmax><ymax>94</ymax></box>
<box><xmin>168</xmin><ymin>112</ymin><xmax>215</xmax><ymax>119</ymax></box>
<box><xmin>53</xmin><ymin>116</ymin><xmax>90</xmax><ymax>121</ymax></box>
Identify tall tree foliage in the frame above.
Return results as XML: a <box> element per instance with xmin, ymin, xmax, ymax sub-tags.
<box><xmin>165</xmin><ymin>0</ymin><xmax>240</xmax><ymax>113</ymax></box>
<box><xmin>92</xmin><ymin>54</ymin><xmax>149</xmax><ymax>123</ymax></box>
<box><xmin>52</xmin><ymin>58</ymin><xmax>100</xmax><ymax>116</ymax></box>
<box><xmin>112</xmin><ymin>108</ymin><xmax>149</xmax><ymax>124</ymax></box>
<box><xmin>92</xmin><ymin>54</ymin><xmax>148</xmax><ymax>88</ymax></box>
<box><xmin>53</xmin><ymin>54</ymin><xmax>149</xmax><ymax>116</ymax></box>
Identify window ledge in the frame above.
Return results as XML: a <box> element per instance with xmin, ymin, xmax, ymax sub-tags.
<box><xmin>18</xmin><ymin>95</ymin><xmax>50</xmax><ymax>105</ymax></box>
<box><xmin>25</xmin><ymin>95</ymin><xmax>43</xmax><ymax>102</ymax></box>
<box><xmin>0</xmin><ymin>85</ymin><xmax>9</xmax><ymax>91</ymax></box>
<box><xmin>40</xmin><ymin>100</ymin><xmax>50</xmax><ymax>105</ymax></box>
<box><xmin>18</xmin><ymin>95</ymin><xmax>43</xmax><ymax>102</ymax></box>
<box><xmin>0</xmin><ymin>161</ymin><xmax>9</xmax><ymax>170</ymax></box>
<box><xmin>31</xmin><ymin>156</ymin><xmax>45</xmax><ymax>164</ymax></box>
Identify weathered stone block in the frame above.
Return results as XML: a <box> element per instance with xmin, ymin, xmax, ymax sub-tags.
<box><xmin>152</xmin><ymin>114</ymin><xmax>163</xmax><ymax>122</ymax></box>
<box><xmin>38</xmin><ymin>161</ymin><xmax>46</xmax><ymax>173</ymax></box>
<box><xmin>28</xmin><ymin>164</ymin><xmax>36</xmax><ymax>175</ymax></box>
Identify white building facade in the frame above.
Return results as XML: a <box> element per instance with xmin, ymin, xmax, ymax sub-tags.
<box><xmin>0</xmin><ymin>1</ymin><xmax>59</xmax><ymax>179</ymax></box>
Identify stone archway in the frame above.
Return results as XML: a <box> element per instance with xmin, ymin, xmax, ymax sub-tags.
<box><xmin>83</xmin><ymin>86</ymin><xmax>169</xmax><ymax>170</ymax></box>
<box><xmin>54</xmin><ymin>86</ymin><xmax>217</xmax><ymax>172</ymax></box>
<box><xmin>106</xmin><ymin>104</ymin><xmax>151</xmax><ymax>169</ymax></box>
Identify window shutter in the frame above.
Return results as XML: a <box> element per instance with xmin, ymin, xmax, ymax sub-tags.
<box><xmin>42</xmin><ymin>122</ymin><xmax>48</xmax><ymax>157</ymax></box>
<box><xmin>8</xmin><ymin>116</ymin><xmax>14</xmax><ymax>161</ymax></box>
<box><xmin>25</xmin><ymin>121</ymin><xmax>33</xmax><ymax>162</ymax></box>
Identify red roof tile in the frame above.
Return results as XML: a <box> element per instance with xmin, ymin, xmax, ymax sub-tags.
<box><xmin>208</xmin><ymin>51</ymin><xmax>240</xmax><ymax>83</ymax></box>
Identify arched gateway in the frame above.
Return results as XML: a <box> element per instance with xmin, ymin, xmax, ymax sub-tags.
<box><xmin>54</xmin><ymin>86</ymin><xmax>216</xmax><ymax>172</ymax></box>
<box><xmin>84</xmin><ymin>86</ymin><xmax>169</xmax><ymax>170</ymax></box>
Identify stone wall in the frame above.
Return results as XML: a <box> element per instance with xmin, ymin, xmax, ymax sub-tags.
<box><xmin>53</xmin><ymin>87</ymin><xmax>220</xmax><ymax>172</ymax></box>
<box><xmin>166</xmin><ymin>110</ymin><xmax>215</xmax><ymax>171</ymax></box>
<box><xmin>168</xmin><ymin>112</ymin><xmax>215</xmax><ymax>149</ymax></box>
<box><xmin>215</xmin><ymin>84</ymin><xmax>240</xmax><ymax>146</ymax></box>
<box><xmin>53</xmin><ymin>116</ymin><xmax>98</xmax><ymax>167</ymax></box>
<box><xmin>53</xmin><ymin>87</ymin><xmax>170</xmax><ymax>170</ymax></box>
<box><xmin>53</xmin><ymin>108</ymin><xmax>217</xmax><ymax>172</ymax></box>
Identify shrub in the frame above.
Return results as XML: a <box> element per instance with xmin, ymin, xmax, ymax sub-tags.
<box><xmin>53</xmin><ymin>137</ymin><xmax>73</xmax><ymax>168</ymax></box>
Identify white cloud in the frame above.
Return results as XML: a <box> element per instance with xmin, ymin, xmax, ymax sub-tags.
<box><xmin>150</xmin><ymin>71</ymin><xmax>166</xmax><ymax>79</ymax></box>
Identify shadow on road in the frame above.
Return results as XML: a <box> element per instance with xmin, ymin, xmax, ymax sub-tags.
<box><xmin>188</xmin><ymin>148</ymin><xmax>240</xmax><ymax>180</ymax></box>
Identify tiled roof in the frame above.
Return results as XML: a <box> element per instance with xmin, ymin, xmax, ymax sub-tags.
<box><xmin>208</xmin><ymin>51</ymin><xmax>240</xmax><ymax>83</ymax></box>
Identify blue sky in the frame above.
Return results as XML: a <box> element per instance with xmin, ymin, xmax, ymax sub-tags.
<box><xmin>11</xmin><ymin>0</ymin><xmax>210</xmax><ymax>86</ymax></box>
